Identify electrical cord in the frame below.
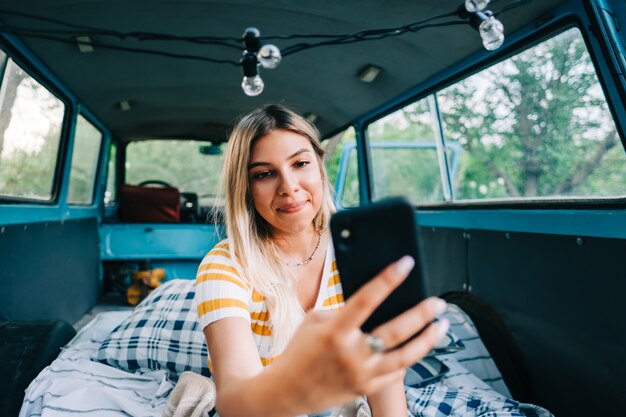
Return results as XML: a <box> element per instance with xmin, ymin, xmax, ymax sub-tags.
<box><xmin>0</xmin><ymin>0</ymin><xmax>532</xmax><ymax>66</ymax></box>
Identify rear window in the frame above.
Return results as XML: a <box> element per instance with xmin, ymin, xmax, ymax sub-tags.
<box><xmin>125</xmin><ymin>140</ymin><xmax>225</xmax><ymax>206</ymax></box>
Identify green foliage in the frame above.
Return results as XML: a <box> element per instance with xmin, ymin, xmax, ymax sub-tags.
<box><xmin>126</xmin><ymin>140</ymin><xmax>224</xmax><ymax>205</ymax></box>
<box><xmin>367</xmin><ymin>99</ymin><xmax>444</xmax><ymax>203</ymax></box>
<box><xmin>68</xmin><ymin>116</ymin><xmax>103</xmax><ymax>204</ymax></box>
<box><xmin>0</xmin><ymin>129</ymin><xmax>61</xmax><ymax>199</ymax></box>
<box><xmin>364</xmin><ymin>28</ymin><xmax>626</xmax><ymax>203</ymax></box>
<box><xmin>0</xmin><ymin>72</ymin><xmax>64</xmax><ymax>200</ymax></box>
<box><xmin>439</xmin><ymin>28</ymin><xmax>626</xmax><ymax>199</ymax></box>
<box><xmin>324</xmin><ymin>127</ymin><xmax>360</xmax><ymax>207</ymax></box>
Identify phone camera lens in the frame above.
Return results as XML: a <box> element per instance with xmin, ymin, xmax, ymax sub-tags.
<box><xmin>340</xmin><ymin>229</ymin><xmax>351</xmax><ymax>239</ymax></box>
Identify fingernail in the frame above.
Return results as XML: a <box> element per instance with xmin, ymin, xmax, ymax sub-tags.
<box><xmin>395</xmin><ymin>255</ymin><xmax>415</xmax><ymax>276</ymax></box>
<box><xmin>431</xmin><ymin>298</ymin><xmax>447</xmax><ymax>316</ymax></box>
<box><xmin>436</xmin><ymin>318</ymin><xmax>449</xmax><ymax>336</ymax></box>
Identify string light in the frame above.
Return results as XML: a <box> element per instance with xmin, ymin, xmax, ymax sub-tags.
<box><xmin>464</xmin><ymin>0</ymin><xmax>490</xmax><ymax>13</ymax></box>
<box><xmin>258</xmin><ymin>44</ymin><xmax>281</xmax><ymax>69</ymax></box>
<box><xmin>240</xmin><ymin>27</ymin><xmax>281</xmax><ymax>96</ymax></box>
<box><xmin>241</xmin><ymin>50</ymin><xmax>264</xmax><ymax>96</ymax></box>
<box><xmin>459</xmin><ymin>0</ymin><xmax>506</xmax><ymax>51</ymax></box>
<box><xmin>478</xmin><ymin>12</ymin><xmax>505</xmax><ymax>50</ymax></box>
<box><xmin>0</xmin><ymin>1</ymin><xmax>530</xmax><ymax>96</ymax></box>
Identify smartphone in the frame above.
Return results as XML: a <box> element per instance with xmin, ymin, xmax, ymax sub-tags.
<box><xmin>330</xmin><ymin>197</ymin><xmax>426</xmax><ymax>333</ymax></box>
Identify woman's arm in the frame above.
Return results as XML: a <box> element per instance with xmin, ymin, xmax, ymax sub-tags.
<box><xmin>207</xmin><ymin>256</ymin><xmax>449</xmax><ymax>417</ymax></box>
<box><xmin>367</xmin><ymin>374</ymin><xmax>407</xmax><ymax>417</ymax></box>
<box><xmin>205</xmin><ymin>318</ymin><xmax>294</xmax><ymax>417</ymax></box>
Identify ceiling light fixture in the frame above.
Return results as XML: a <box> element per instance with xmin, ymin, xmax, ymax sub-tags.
<box><xmin>75</xmin><ymin>35</ymin><xmax>94</xmax><ymax>53</ymax></box>
<box><xmin>357</xmin><ymin>65</ymin><xmax>382</xmax><ymax>83</ymax></box>
<box><xmin>118</xmin><ymin>100</ymin><xmax>131</xmax><ymax>111</ymax></box>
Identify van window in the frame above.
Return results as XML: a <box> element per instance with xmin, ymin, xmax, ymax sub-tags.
<box><xmin>68</xmin><ymin>115</ymin><xmax>102</xmax><ymax>205</ymax></box>
<box><xmin>0</xmin><ymin>58</ymin><xmax>65</xmax><ymax>201</ymax></box>
<box><xmin>367</xmin><ymin>99</ymin><xmax>449</xmax><ymax>203</ymax></box>
<box><xmin>438</xmin><ymin>27</ymin><xmax>626</xmax><ymax>201</ymax></box>
<box><xmin>324</xmin><ymin>126</ymin><xmax>360</xmax><ymax>207</ymax></box>
<box><xmin>104</xmin><ymin>142</ymin><xmax>117</xmax><ymax>205</ymax></box>
<box><xmin>125</xmin><ymin>139</ymin><xmax>225</xmax><ymax>207</ymax></box>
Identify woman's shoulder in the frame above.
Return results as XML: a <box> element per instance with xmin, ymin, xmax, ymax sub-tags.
<box><xmin>209</xmin><ymin>239</ymin><xmax>230</xmax><ymax>254</ymax></box>
<box><xmin>196</xmin><ymin>239</ymin><xmax>250</xmax><ymax>290</ymax></box>
<box><xmin>197</xmin><ymin>239</ymin><xmax>239</xmax><ymax>271</ymax></box>
<box><xmin>201</xmin><ymin>239</ymin><xmax>231</xmax><ymax>261</ymax></box>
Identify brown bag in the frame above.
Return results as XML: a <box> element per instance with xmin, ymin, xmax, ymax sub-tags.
<box><xmin>119</xmin><ymin>184</ymin><xmax>180</xmax><ymax>223</ymax></box>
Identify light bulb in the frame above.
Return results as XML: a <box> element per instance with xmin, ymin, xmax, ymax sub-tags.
<box><xmin>479</xmin><ymin>15</ymin><xmax>504</xmax><ymax>50</ymax></box>
<box><xmin>258</xmin><ymin>44</ymin><xmax>281</xmax><ymax>69</ymax></box>
<box><xmin>241</xmin><ymin>75</ymin><xmax>264</xmax><ymax>96</ymax></box>
<box><xmin>465</xmin><ymin>0</ymin><xmax>490</xmax><ymax>12</ymax></box>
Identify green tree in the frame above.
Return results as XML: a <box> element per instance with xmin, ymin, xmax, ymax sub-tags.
<box><xmin>0</xmin><ymin>72</ymin><xmax>64</xmax><ymax>199</ymax></box>
<box><xmin>125</xmin><ymin>140</ymin><xmax>224</xmax><ymax>205</ymax></box>
<box><xmin>366</xmin><ymin>99</ymin><xmax>446</xmax><ymax>203</ymax></box>
<box><xmin>439</xmin><ymin>28</ymin><xmax>625</xmax><ymax>199</ymax></box>
<box><xmin>0</xmin><ymin>129</ymin><xmax>60</xmax><ymax>198</ymax></box>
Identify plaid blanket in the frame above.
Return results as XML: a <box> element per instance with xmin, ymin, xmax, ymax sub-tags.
<box><xmin>405</xmin><ymin>384</ymin><xmax>551</xmax><ymax>417</ymax></box>
<box><xmin>307</xmin><ymin>303</ymin><xmax>553</xmax><ymax>417</ymax></box>
<box><xmin>21</xmin><ymin>306</ymin><xmax>554</xmax><ymax>417</ymax></box>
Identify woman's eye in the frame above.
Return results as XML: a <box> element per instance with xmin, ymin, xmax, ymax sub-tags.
<box><xmin>294</xmin><ymin>160</ymin><xmax>310</xmax><ymax>168</ymax></box>
<box><xmin>252</xmin><ymin>170</ymin><xmax>273</xmax><ymax>181</ymax></box>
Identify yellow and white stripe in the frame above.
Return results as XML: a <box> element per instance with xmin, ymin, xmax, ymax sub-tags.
<box><xmin>194</xmin><ymin>239</ymin><xmax>344</xmax><ymax>368</ymax></box>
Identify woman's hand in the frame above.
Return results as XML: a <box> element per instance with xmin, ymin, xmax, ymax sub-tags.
<box><xmin>264</xmin><ymin>255</ymin><xmax>449</xmax><ymax>417</ymax></box>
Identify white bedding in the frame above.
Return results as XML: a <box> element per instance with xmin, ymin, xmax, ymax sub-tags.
<box><xmin>20</xmin><ymin>306</ymin><xmax>515</xmax><ymax>417</ymax></box>
<box><xmin>20</xmin><ymin>311</ymin><xmax>174</xmax><ymax>417</ymax></box>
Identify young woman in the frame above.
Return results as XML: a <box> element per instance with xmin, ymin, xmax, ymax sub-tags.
<box><xmin>194</xmin><ymin>104</ymin><xmax>449</xmax><ymax>417</ymax></box>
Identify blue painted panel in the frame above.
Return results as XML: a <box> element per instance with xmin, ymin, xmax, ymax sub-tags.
<box><xmin>0</xmin><ymin>206</ymin><xmax>99</xmax><ymax>226</ymax></box>
<box><xmin>150</xmin><ymin>260</ymin><xmax>200</xmax><ymax>281</ymax></box>
<box><xmin>417</xmin><ymin>209</ymin><xmax>626</xmax><ymax>239</ymax></box>
<box><xmin>100</xmin><ymin>224</ymin><xmax>221</xmax><ymax>260</ymax></box>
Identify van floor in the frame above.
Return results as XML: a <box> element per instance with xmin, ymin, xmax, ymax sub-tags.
<box><xmin>73</xmin><ymin>292</ymin><xmax>133</xmax><ymax>332</ymax></box>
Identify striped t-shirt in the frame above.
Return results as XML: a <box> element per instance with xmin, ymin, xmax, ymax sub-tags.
<box><xmin>194</xmin><ymin>239</ymin><xmax>344</xmax><ymax>369</ymax></box>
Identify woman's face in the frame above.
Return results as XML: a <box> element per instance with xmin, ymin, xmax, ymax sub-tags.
<box><xmin>248</xmin><ymin>129</ymin><xmax>324</xmax><ymax>235</ymax></box>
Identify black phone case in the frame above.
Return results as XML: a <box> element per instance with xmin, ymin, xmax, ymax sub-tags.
<box><xmin>330</xmin><ymin>197</ymin><xmax>426</xmax><ymax>333</ymax></box>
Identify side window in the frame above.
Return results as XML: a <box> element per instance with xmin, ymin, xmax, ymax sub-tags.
<box><xmin>104</xmin><ymin>142</ymin><xmax>117</xmax><ymax>205</ymax></box>
<box><xmin>324</xmin><ymin>126</ymin><xmax>360</xmax><ymax>207</ymax></box>
<box><xmin>366</xmin><ymin>99</ymin><xmax>450</xmax><ymax>204</ymax></box>
<box><xmin>68</xmin><ymin>115</ymin><xmax>103</xmax><ymax>205</ymax></box>
<box><xmin>0</xmin><ymin>58</ymin><xmax>65</xmax><ymax>201</ymax></box>
<box><xmin>438</xmin><ymin>27</ymin><xmax>626</xmax><ymax>200</ymax></box>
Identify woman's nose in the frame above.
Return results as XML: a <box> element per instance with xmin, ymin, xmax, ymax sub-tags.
<box><xmin>278</xmin><ymin>172</ymin><xmax>300</xmax><ymax>195</ymax></box>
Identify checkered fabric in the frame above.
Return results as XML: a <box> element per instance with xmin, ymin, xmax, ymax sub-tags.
<box><xmin>406</xmin><ymin>357</ymin><xmax>450</xmax><ymax>388</ymax></box>
<box><xmin>96</xmin><ymin>279</ymin><xmax>209</xmax><ymax>382</ymax></box>
<box><xmin>405</xmin><ymin>384</ymin><xmax>552</xmax><ymax>417</ymax></box>
<box><xmin>96</xmin><ymin>279</ymin><xmax>462</xmax><ymax>386</ymax></box>
<box><xmin>429</xmin><ymin>324</ymin><xmax>465</xmax><ymax>356</ymax></box>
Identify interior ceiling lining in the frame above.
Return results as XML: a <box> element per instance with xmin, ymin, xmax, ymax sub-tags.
<box><xmin>0</xmin><ymin>0</ymin><xmax>566</xmax><ymax>142</ymax></box>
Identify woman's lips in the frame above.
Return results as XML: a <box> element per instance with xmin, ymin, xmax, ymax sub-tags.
<box><xmin>277</xmin><ymin>201</ymin><xmax>307</xmax><ymax>213</ymax></box>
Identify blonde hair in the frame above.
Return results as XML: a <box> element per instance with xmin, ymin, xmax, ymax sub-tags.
<box><xmin>218</xmin><ymin>104</ymin><xmax>335</xmax><ymax>353</ymax></box>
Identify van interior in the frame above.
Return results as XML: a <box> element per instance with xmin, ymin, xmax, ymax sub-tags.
<box><xmin>0</xmin><ymin>1</ymin><xmax>625</xmax><ymax>416</ymax></box>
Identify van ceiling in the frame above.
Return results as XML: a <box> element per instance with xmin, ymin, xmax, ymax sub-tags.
<box><xmin>0</xmin><ymin>0</ymin><xmax>565</xmax><ymax>142</ymax></box>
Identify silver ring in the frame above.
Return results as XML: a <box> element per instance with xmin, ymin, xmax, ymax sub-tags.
<box><xmin>366</xmin><ymin>335</ymin><xmax>386</xmax><ymax>354</ymax></box>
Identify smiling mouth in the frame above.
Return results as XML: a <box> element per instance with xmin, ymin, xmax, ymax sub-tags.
<box><xmin>277</xmin><ymin>201</ymin><xmax>307</xmax><ymax>213</ymax></box>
